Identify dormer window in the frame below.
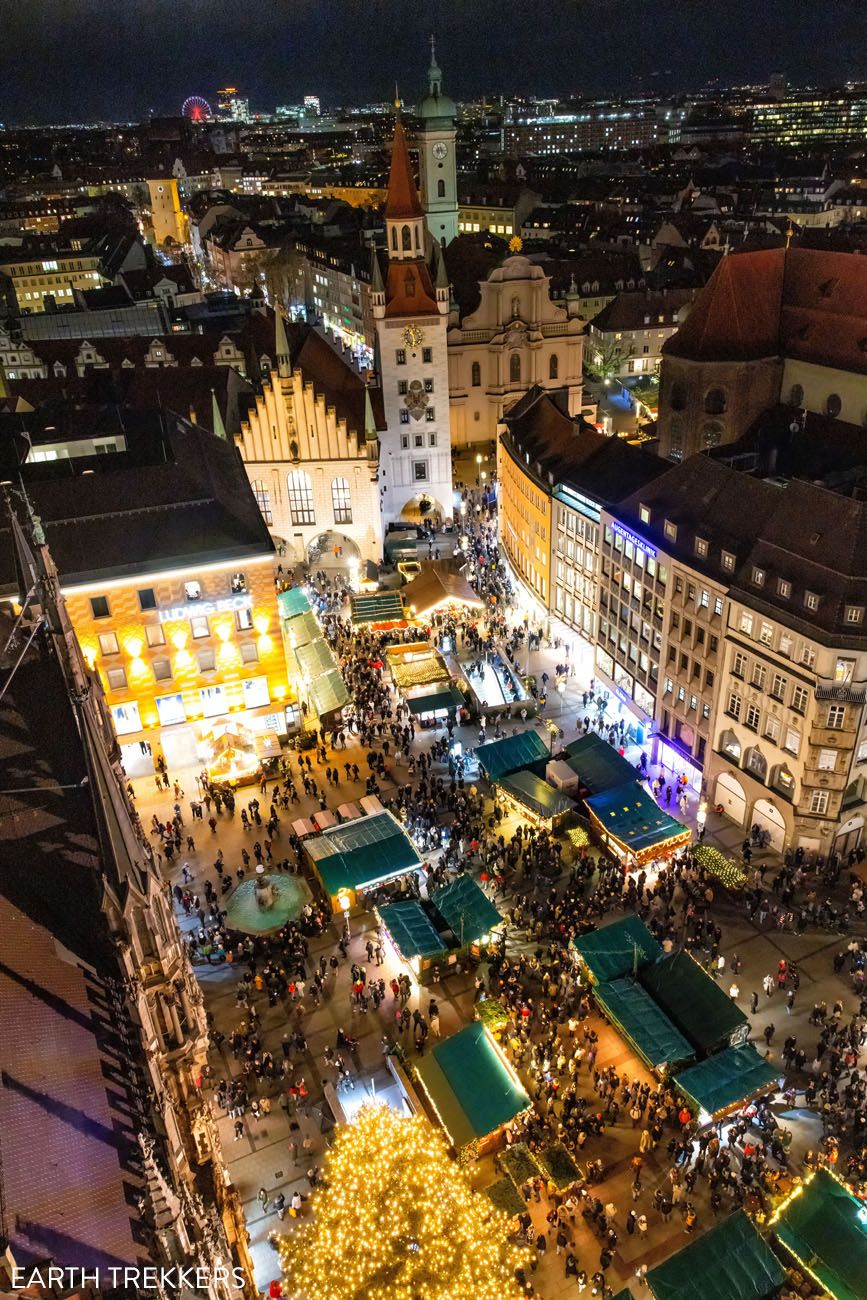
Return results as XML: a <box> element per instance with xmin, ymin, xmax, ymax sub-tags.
<box><xmin>804</xmin><ymin>591</ymin><xmax>820</xmax><ymax>612</ymax></box>
<box><xmin>663</xmin><ymin>519</ymin><xmax>677</xmax><ymax>542</ymax></box>
<box><xmin>694</xmin><ymin>537</ymin><xmax>708</xmax><ymax>557</ymax></box>
<box><xmin>721</xmin><ymin>551</ymin><xmax>735</xmax><ymax>573</ymax></box>
<box><xmin>639</xmin><ymin>504</ymin><xmax>651</xmax><ymax>524</ymax></box>
<box><xmin>752</xmin><ymin>567</ymin><xmax>765</xmax><ymax>587</ymax></box>
<box><xmin>845</xmin><ymin>605</ymin><xmax>864</xmax><ymax>624</ymax></box>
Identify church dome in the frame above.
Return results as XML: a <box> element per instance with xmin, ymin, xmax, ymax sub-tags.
<box><xmin>417</xmin><ymin>90</ymin><xmax>457</xmax><ymax>121</ymax></box>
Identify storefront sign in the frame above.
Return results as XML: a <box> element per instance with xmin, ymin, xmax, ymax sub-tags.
<box><xmin>159</xmin><ymin>593</ymin><xmax>252</xmax><ymax>623</ymax></box>
<box><xmin>611</xmin><ymin>521</ymin><xmax>656</xmax><ymax>558</ymax></box>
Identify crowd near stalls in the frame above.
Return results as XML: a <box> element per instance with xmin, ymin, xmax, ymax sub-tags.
<box><xmin>138</xmin><ymin>504</ymin><xmax>867</xmax><ymax>1300</ymax></box>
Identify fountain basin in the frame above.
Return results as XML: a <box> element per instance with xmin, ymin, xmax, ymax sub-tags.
<box><xmin>224</xmin><ymin>874</ymin><xmax>311</xmax><ymax>934</ymax></box>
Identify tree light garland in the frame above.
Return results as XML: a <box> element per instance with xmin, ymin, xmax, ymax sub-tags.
<box><xmin>278</xmin><ymin>1104</ymin><xmax>527</xmax><ymax>1300</ymax></box>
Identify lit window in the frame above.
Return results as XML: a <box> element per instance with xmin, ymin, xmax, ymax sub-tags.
<box><xmin>694</xmin><ymin>537</ymin><xmax>707</xmax><ymax>557</ymax></box>
<box><xmin>231</xmin><ymin>572</ymin><xmax>247</xmax><ymax>593</ymax></box>
<box><xmin>287</xmin><ymin>470</ymin><xmax>316</xmax><ymax>526</ymax></box>
<box><xmin>845</xmin><ymin>605</ymin><xmax>864</xmax><ymax>624</ymax></box>
<box><xmin>98</xmin><ymin>632</ymin><xmax>119</xmax><ymax>656</ymax></box>
<box><xmin>191</xmin><ymin>616</ymin><xmax>210</xmax><ymax>639</ymax></box>
<box><xmin>752</xmin><ymin>567</ymin><xmax>765</xmax><ymax>586</ymax></box>
<box><xmin>804</xmin><ymin>590</ymin><xmax>819</xmax><ymax>612</ymax></box>
<box><xmin>721</xmin><ymin>551</ymin><xmax>735</xmax><ymax>572</ymax></box>
<box><xmin>740</xmin><ymin>611</ymin><xmax>753</xmax><ymax>635</ymax></box>
<box><xmin>331</xmin><ymin>477</ymin><xmax>352</xmax><ymax>525</ymax></box>
<box><xmin>663</xmin><ymin>519</ymin><xmax>677</xmax><ymax>541</ymax></box>
<box><xmin>639</xmin><ymin>504</ymin><xmax>651</xmax><ymax>524</ymax></box>
<box><xmin>184</xmin><ymin>581</ymin><xmax>201</xmax><ymax>601</ymax></box>
<box><xmin>146</xmin><ymin>624</ymin><xmax>166</xmax><ymax>647</ymax></box>
<box><xmin>777</xmin><ymin>579</ymin><xmax>791</xmax><ymax>598</ymax></box>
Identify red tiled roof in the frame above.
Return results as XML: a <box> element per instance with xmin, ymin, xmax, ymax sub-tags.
<box><xmin>664</xmin><ymin>246</ymin><xmax>867</xmax><ymax>373</ymax></box>
<box><xmin>384</xmin><ymin>120</ymin><xmax>424</xmax><ymax>220</ymax></box>
<box><xmin>384</xmin><ymin>260</ymin><xmax>439</xmax><ymax>318</ymax></box>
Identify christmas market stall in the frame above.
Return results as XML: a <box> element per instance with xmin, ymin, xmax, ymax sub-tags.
<box><xmin>414</xmin><ymin>1021</ymin><xmax>531</xmax><ymax>1156</ymax></box>
<box><xmin>556</xmin><ymin>732</ymin><xmax>640</xmax><ymax>797</ymax></box>
<box><xmin>495</xmin><ymin>768</ymin><xmax>576</xmax><ymax>831</ymax></box>
<box><xmin>303</xmin><ymin>810</ymin><xmax>423</xmax><ymax>912</ymax></box>
<box><xmin>404</xmin><ymin>680</ymin><xmax>466</xmax><ymax>727</ymax></box>
<box><xmin>572</xmin><ymin>915</ymin><xmax>663</xmax><ymax>986</ymax></box>
<box><xmin>673</xmin><ymin>1043</ymin><xmax>780</xmax><ymax>1124</ymax></box>
<box><xmin>377</xmin><ymin>875</ymin><xmax>504</xmax><ymax>984</ymax></box>
<box><xmin>640</xmin><ymin>949</ymin><xmax>749</xmax><ymax>1056</ymax></box>
<box><xmin>475</xmin><ymin>730</ymin><xmax>550</xmax><ymax>783</ymax></box>
<box><xmin>592</xmin><ymin>977</ymin><xmax>695</xmax><ymax>1075</ymax></box>
<box><xmin>646</xmin><ymin>1210</ymin><xmax>784</xmax><ymax>1300</ymax></box>
<box><xmin>278</xmin><ymin>586</ymin><xmax>349</xmax><ymax>726</ymax></box>
<box><xmin>402</xmin><ymin>566</ymin><xmax>485</xmax><ymax>620</ymax></box>
<box><xmin>386</xmin><ymin>642</ymin><xmax>452</xmax><ymax>692</ymax></box>
<box><xmin>348</xmin><ymin>589</ymin><xmax>406</xmax><ymax>629</ymax></box>
<box><xmin>584</xmin><ymin>782</ymin><xmax>690</xmax><ymax>868</ymax></box>
<box><xmin>768</xmin><ymin>1166</ymin><xmax>867</xmax><ymax>1300</ymax></box>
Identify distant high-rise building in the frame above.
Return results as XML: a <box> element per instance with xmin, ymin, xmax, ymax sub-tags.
<box><xmin>216</xmin><ymin>86</ymin><xmax>250</xmax><ymax>122</ymax></box>
<box><xmin>304</xmin><ymin>94</ymin><xmax>321</xmax><ymax>117</ymax></box>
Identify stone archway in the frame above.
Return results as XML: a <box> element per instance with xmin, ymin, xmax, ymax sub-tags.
<box><xmin>714</xmin><ymin>771</ymin><xmax>747</xmax><ymax>826</ymax></box>
<box><xmin>306</xmin><ymin>532</ymin><xmax>360</xmax><ymax>570</ymax></box>
<box><xmin>399</xmin><ymin>494</ymin><xmax>447</xmax><ymax>524</ymax></box>
<box><xmin>751</xmin><ymin>798</ymin><xmax>787</xmax><ymax>852</ymax></box>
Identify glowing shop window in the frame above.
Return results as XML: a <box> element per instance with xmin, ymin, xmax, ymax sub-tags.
<box><xmin>156</xmin><ymin>693</ymin><xmax>186</xmax><ymax>727</ymax></box>
<box><xmin>200</xmin><ymin>685</ymin><xmax>226</xmax><ymax>717</ymax></box>
<box><xmin>111</xmin><ymin>701</ymin><xmax>142</xmax><ymax>736</ymax></box>
<box><xmin>243</xmin><ymin>676</ymin><xmax>270</xmax><ymax>709</ymax></box>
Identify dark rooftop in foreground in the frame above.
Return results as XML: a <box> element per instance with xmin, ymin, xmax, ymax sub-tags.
<box><xmin>0</xmin><ymin>405</ymin><xmax>273</xmax><ymax>592</ymax></box>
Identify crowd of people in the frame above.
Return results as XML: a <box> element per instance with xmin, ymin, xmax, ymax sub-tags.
<box><xmin>128</xmin><ymin>493</ymin><xmax>867</xmax><ymax>1299</ymax></box>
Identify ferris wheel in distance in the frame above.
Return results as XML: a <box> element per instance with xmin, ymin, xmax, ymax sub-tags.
<box><xmin>182</xmin><ymin>96</ymin><xmax>212</xmax><ymax>122</ymax></box>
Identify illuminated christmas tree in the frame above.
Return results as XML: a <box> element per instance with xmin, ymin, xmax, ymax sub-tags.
<box><xmin>278</xmin><ymin>1105</ymin><xmax>526</xmax><ymax>1300</ymax></box>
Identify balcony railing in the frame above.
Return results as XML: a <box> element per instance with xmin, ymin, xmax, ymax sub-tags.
<box><xmin>815</xmin><ymin>679</ymin><xmax>867</xmax><ymax>704</ymax></box>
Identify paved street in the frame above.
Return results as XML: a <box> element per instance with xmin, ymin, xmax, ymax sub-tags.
<box><xmin>129</xmin><ymin>540</ymin><xmax>862</xmax><ymax>1300</ymax></box>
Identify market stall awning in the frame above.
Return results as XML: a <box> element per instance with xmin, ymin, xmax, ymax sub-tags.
<box><xmin>594</xmin><ymin>978</ymin><xmax>695</xmax><ymax>1071</ymax></box>
<box><xmin>308</xmin><ymin>668</ymin><xmax>350</xmax><ymax>718</ymax></box>
<box><xmin>675</xmin><ymin>1044</ymin><xmax>779</xmax><ymax>1118</ymax></box>
<box><xmin>349</xmin><ymin>590</ymin><xmax>405</xmax><ymax>625</ymax></box>
<box><xmin>378</xmin><ymin>899</ymin><xmax>445</xmax><ymax>960</ymax></box>
<box><xmin>647</xmin><ymin>1209</ymin><xmax>785</xmax><ymax>1300</ymax></box>
<box><xmin>770</xmin><ymin>1167</ymin><xmax>867</xmax><ymax>1300</ymax></box>
<box><xmin>640</xmin><ymin>949</ymin><xmax>748</xmax><ymax>1054</ymax></box>
<box><xmin>277</xmin><ymin>586</ymin><xmax>311</xmax><ymax>619</ymax></box>
<box><xmin>573</xmin><ymin>915</ymin><xmax>663</xmax><ymax>984</ymax></box>
<box><xmin>285</xmin><ymin>610</ymin><xmax>321</xmax><ymax>648</ymax></box>
<box><xmin>402</xmin><ymin>567</ymin><xmax>485</xmax><ymax>618</ymax></box>
<box><xmin>563</xmin><ymin>733</ymin><xmax>639</xmax><ymax>793</ymax></box>
<box><xmin>406</xmin><ymin>682</ymin><xmax>464</xmax><ymax>715</ymax></box>
<box><xmin>430</xmin><ymin>874</ymin><xmax>502</xmax><ymax>944</ymax></box>
<box><xmin>475</xmin><ymin>730</ymin><xmax>550</xmax><ymax>782</ymax></box>
<box><xmin>304</xmin><ymin>811</ymin><xmax>422</xmax><ymax>896</ymax></box>
<box><xmin>414</xmin><ymin>1021</ymin><xmax>530</xmax><ymax>1148</ymax></box>
<box><xmin>497</xmin><ymin>768</ymin><xmax>575</xmax><ymax>821</ymax></box>
<box><xmin>586</xmin><ymin>781</ymin><xmax>690</xmax><ymax>857</ymax></box>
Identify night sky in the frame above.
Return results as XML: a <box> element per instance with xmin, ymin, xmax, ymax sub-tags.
<box><xmin>3</xmin><ymin>0</ymin><xmax>867</xmax><ymax>124</ymax></box>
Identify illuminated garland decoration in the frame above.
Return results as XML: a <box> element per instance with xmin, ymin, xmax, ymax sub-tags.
<box><xmin>693</xmin><ymin>844</ymin><xmax>748</xmax><ymax>891</ymax></box>
<box><xmin>278</xmin><ymin>1105</ymin><xmax>527</xmax><ymax>1300</ymax></box>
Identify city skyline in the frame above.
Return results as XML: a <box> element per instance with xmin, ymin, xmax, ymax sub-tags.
<box><xmin>2</xmin><ymin>0</ymin><xmax>867</xmax><ymax>124</ymax></box>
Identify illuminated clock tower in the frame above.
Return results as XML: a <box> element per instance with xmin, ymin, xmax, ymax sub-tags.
<box><xmin>415</xmin><ymin>37</ymin><xmax>459</xmax><ymax>248</ymax></box>
<box><xmin>373</xmin><ymin>110</ymin><xmax>453</xmax><ymax>526</ymax></box>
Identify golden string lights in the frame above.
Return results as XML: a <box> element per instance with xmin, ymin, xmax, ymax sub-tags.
<box><xmin>278</xmin><ymin>1104</ymin><xmax>527</xmax><ymax>1300</ymax></box>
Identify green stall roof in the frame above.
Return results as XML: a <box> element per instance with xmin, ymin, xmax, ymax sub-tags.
<box><xmin>595</xmin><ymin>977</ymin><xmax>695</xmax><ymax>1071</ymax></box>
<box><xmin>349</xmin><ymin>590</ymin><xmax>405</xmax><ymax>625</ymax></box>
<box><xmin>406</xmin><ymin>682</ymin><xmax>464</xmax><ymax>715</ymax></box>
<box><xmin>475</xmin><ymin>730</ymin><xmax>550</xmax><ymax>781</ymax></box>
<box><xmin>772</xmin><ymin>1167</ymin><xmax>867</xmax><ymax>1300</ymax></box>
<box><xmin>497</xmin><ymin>768</ymin><xmax>576</xmax><ymax>821</ymax></box>
<box><xmin>305</xmin><ymin>811</ymin><xmax>421</xmax><ymax>896</ymax></box>
<box><xmin>277</xmin><ymin>586</ymin><xmax>311</xmax><ymax>619</ymax></box>
<box><xmin>415</xmin><ymin>1021</ymin><xmax>530</xmax><ymax>1148</ymax></box>
<box><xmin>640</xmin><ymin>949</ymin><xmax>748</xmax><ymax>1053</ymax></box>
<box><xmin>430</xmin><ymin>874</ymin><xmax>502</xmax><ymax>944</ymax></box>
<box><xmin>309</xmin><ymin>668</ymin><xmax>349</xmax><ymax>717</ymax></box>
<box><xmin>563</xmin><ymin>732</ymin><xmax>639</xmax><ymax>793</ymax></box>
<box><xmin>285</xmin><ymin>610</ymin><xmax>321</xmax><ymax>648</ymax></box>
<box><xmin>378</xmin><ymin>899</ymin><xmax>445</xmax><ymax>960</ymax></box>
<box><xmin>675</xmin><ymin>1044</ymin><xmax>779</xmax><ymax>1118</ymax></box>
<box><xmin>586</xmin><ymin>781</ymin><xmax>690</xmax><ymax>855</ymax></box>
<box><xmin>572</xmin><ymin>915</ymin><xmax>663</xmax><ymax>984</ymax></box>
<box><xmin>648</xmin><ymin>1210</ymin><xmax>785</xmax><ymax>1300</ymax></box>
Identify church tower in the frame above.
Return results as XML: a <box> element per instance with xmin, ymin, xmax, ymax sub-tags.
<box><xmin>416</xmin><ymin>37</ymin><xmax>459</xmax><ymax>248</ymax></box>
<box><xmin>374</xmin><ymin>110</ymin><xmax>453</xmax><ymax>527</ymax></box>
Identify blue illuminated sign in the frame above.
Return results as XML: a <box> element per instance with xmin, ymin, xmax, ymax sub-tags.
<box><xmin>611</xmin><ymin>520</ymin><xmax>657</xmax><ymax>558</ymax></box>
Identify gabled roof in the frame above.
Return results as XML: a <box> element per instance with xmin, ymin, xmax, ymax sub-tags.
<box><xmin>385</xmin><ymin>119</ymin><xmax>424</xmax><ymax>220</ymax></box>
<box><xmin>384</xmin><ymin>259</ymin><xmax>439</xmax><ymax>318</ymax></box>
<box><xmin>640</xmin><ymin>949</ymin><xmax>747</xmax><ymax>1053</ymax></box>
<box><xmin>647</xmin><ymin>1210</ymin><xmax>784</xmax><ymax>1300</ymax></box>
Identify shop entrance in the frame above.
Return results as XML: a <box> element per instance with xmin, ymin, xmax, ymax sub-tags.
<box><xmin>120</xmin><ymin>740</ymin><xmax>155</xmax><ymax>778</ymax></box>
<box><xmin>162</xmin><ymin>727</ymin><xmax>199</xmax><ymax>772</ymax></box>
<box><xmin>751</xmin><ymin>798</ymin><xmax>786</xmax><ymax>852</ymax></box>
<box><xmin>714</xmin><ymin>771</ymin><xmax>747</xmax><ymax>826</ymax></box>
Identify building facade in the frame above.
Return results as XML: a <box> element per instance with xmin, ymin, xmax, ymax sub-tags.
<box><xmin>415</xmin><ymin>40</ymin><xmax>459</xmax><ymax>248</ymax></box>
<box><xmin>234</xmin><ymin>315</ymin><xmax>383</xmax><ymax>566</ymax></box>
<box><xmin>374</xmin><ymin>117</ymin><xmax>453</xmax><ymax>524</ymax></box>
<box><xmin>447</xmin><ymin>254</ymin><xmax>585</xmax><ymax>446</ymax></box>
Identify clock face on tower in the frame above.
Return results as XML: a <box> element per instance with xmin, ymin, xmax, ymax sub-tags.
<box><xmin>432</xmin><ymin>142</ymin><xmax>448</xmax><ymax>160</ymax></box>
<box><xmin>402</xmin><ymin>325</ymin><xmax>425</xmax><ymax>350</ymax></box>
